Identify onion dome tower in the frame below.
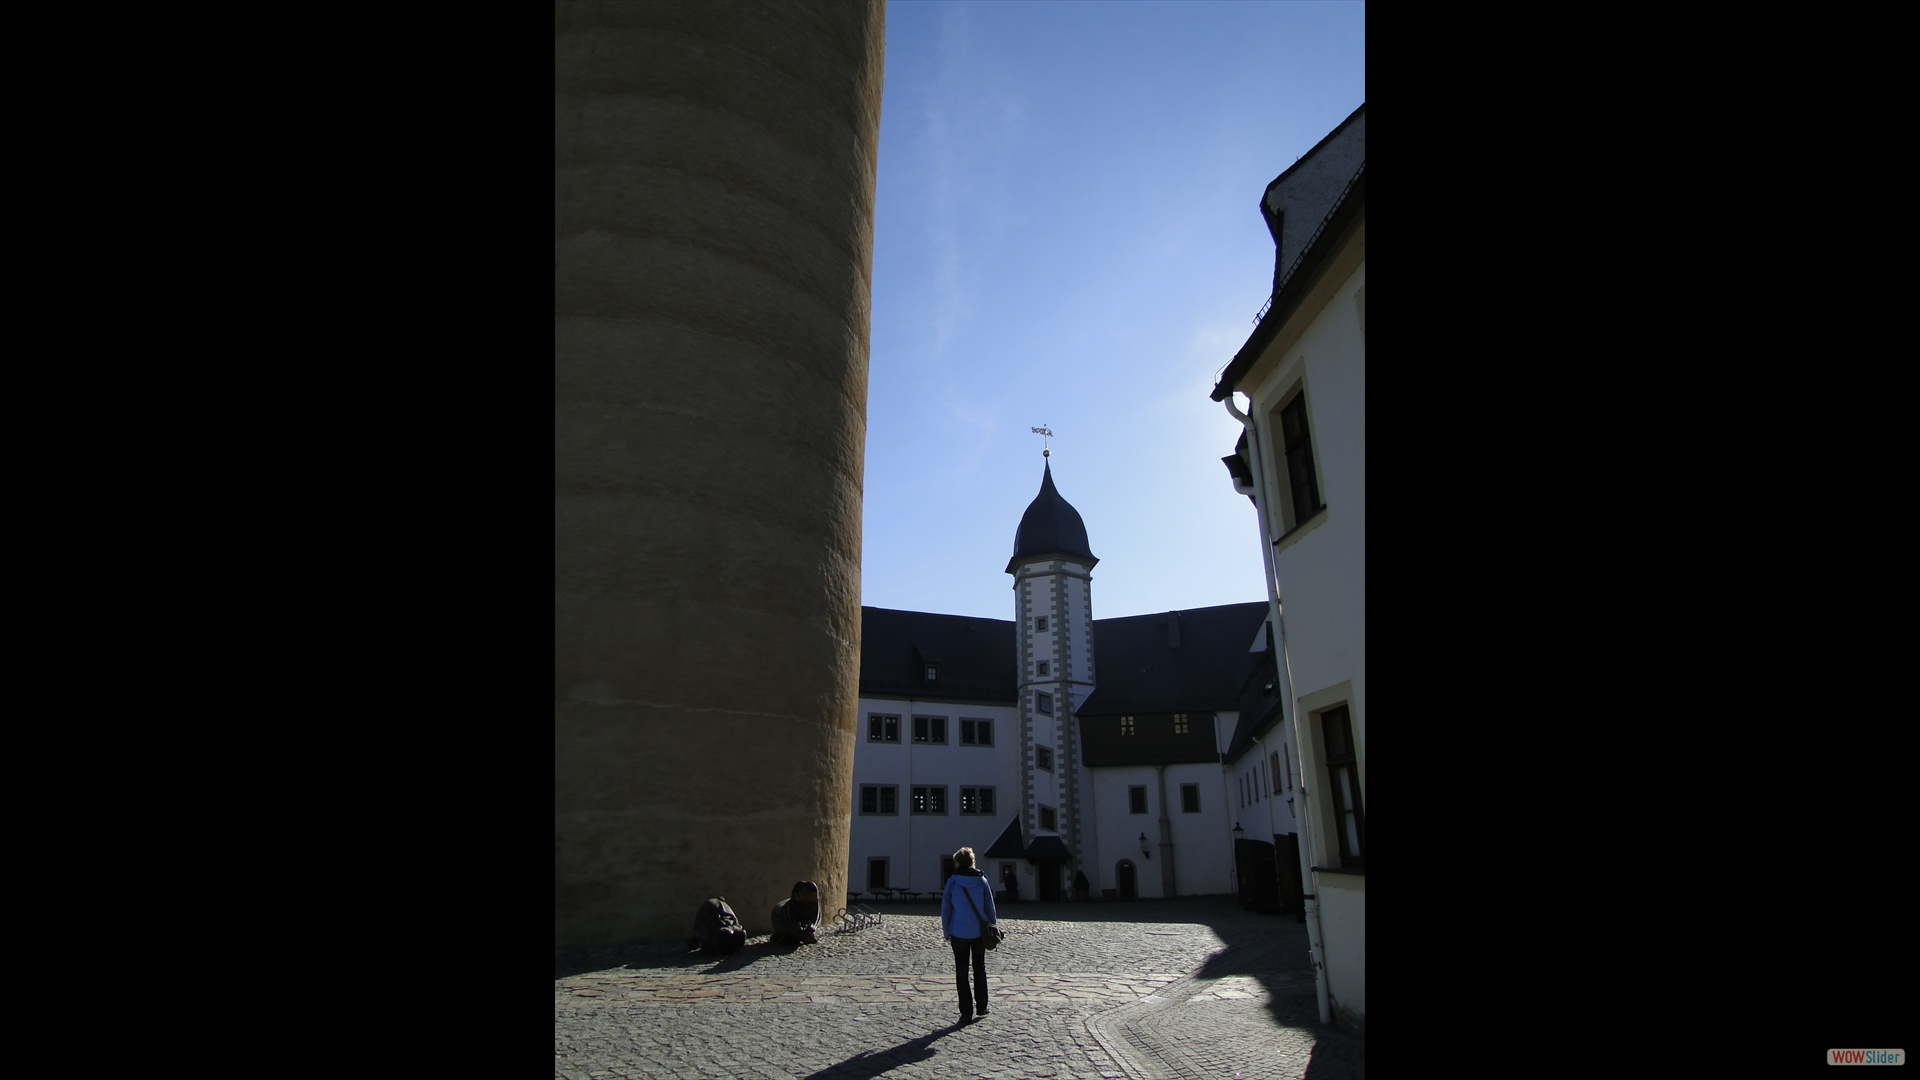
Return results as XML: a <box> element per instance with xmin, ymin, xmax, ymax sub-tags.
<box><xmin>1006</xmin><ymin>458</ymin><xmax>1097</xmax><ymax>900</ymax></box>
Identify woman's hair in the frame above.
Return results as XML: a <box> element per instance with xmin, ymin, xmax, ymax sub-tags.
<box><xmin>953</xmin><ymin>846</ymin><xmax>975</xmax><ymax>869</ymax></box>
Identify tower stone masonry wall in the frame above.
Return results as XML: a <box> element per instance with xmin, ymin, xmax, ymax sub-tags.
<box><xmin>554</xmin><ymin>0</ymin><xmax>886</xmax><ymax>948</ymax></box>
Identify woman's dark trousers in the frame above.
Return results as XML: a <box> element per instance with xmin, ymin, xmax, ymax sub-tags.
<box><xmin>951</xmin><ymin>936</ymin><xmax>988</xmax><ymax>1017</ymax></box>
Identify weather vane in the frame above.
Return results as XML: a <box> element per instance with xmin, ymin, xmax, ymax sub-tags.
<box><xmin>1031</xmin><ymin>424</ymin><xmax>1053</xmax><ymax>458</ymax></box>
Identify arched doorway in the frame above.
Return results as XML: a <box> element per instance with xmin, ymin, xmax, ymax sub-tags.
<box><xmin>1116</xmin><ymin>859</ymin><xmax>1137</xmax><ymax>899</ymax></box>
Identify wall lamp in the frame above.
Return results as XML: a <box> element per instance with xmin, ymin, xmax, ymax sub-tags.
<box><xmin>1139</xmin><ymin>832</ymin><xmax>1151</xmax><ymax>859</ymax></box>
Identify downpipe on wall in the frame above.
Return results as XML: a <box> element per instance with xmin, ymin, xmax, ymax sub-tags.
<box><xmin>1224</xmin><ymin>392</ymin><xmax>1332</xmax><ymax>1028</ymax></box>
<box><xmin>1155</xmin><ymin>764</ymin><xmax>1176</xmax><ymax>896</ymax></box>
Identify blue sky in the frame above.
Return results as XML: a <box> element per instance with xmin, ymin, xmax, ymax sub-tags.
<box><xmin>862</xmin><ymin>1</ymin><xmax>1365</xmax><ymax>621</ymax></box>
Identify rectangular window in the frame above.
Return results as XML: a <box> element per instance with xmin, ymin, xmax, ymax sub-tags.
<box><xmin>1036</xmin><ymin>616</ymin><xmax>1049</xmax><ymax>632</ymax></box>
<box><xmin>1036</xmin><ymin>692</ymin><xmax>1053</xmax><ymax>715</ymax></box>
<box><xmin>1037</xmin><ymin>660</ymin><xmax>1050</xmax><ymax>676</ymax></box>
<box><xmin>860</xmin><ymin>785</ymin><xmax>898</xmax><ymax>815</ymax></box>
<box><xmin>1173</xmin><ymin>713</ymin><xmax>1189</xmax><ymax>734</ymax></box>
<box><xmin>1270</xmin><ymin>751</ymin><xmax>1282</xmax><ymax>794</ymax></box>
<box><xmin>1038</xmin><ymin>805</ymin><xmax>1057</xmax><ymax>831</ymax></box>
<box><xmin>1283</xmin><ymin>744</ymin><xmax>1292</xmax><ymax>790</ymax></box>
<box><xmin>1181</xmin><ymin>783</ymin><xmax>1200</xmax><ymax>813</ymax></box>
<box><xmin>868</xmin><ymin>715</ymin><xmax>900</xmax><ymax>743</ymax></box>
<box><xmin>1120</xmin><ymin>715</ymin><xmax>1135</xmax><ymax>735</ymax></box>
<box><xmin>868</xmin><ymin>857</ymin><xmax>889</xmax><ymax>890</ymax></box>
<box><xmin>925</xmin><ymin>665</ymin><xmax>938</xmax><ymax>681</ymax></box>
<box><xmin>959</xmin><ymin>718</ymin><xmax>993</xmax><ymax>746</ymax></box>
<box><xmin>1322</xmin><ymin>705</ymin><xmax>1364</xmax><ymax>867</ymax></box>
<box><xmin>1128</xmin><ymin>786</ymin><xmax>1148</xmax><ymax>814</ymax></box>
<box><xmin>1278</xmin><ymin>392</ymin><xmax>1323</xmax><ymax>528</ymax></box>
<box><xmin>913</xmin><ymin>716</ymin><xmax>947</xmax><ymax>744</ymax></box>
<box><xmin>911</xmin><ymin>785</ymin><xmax>947</xmax><ymax>815</ymax></box>
<box><xmin>1036</xmin><ymin>745</ymin><xmax>1053</xmax><ymax>772</ymax></box>
<box><xmin>960</xmin><ymin>786</ymin><xmax>996</xmax><ymax>815</ymax></box>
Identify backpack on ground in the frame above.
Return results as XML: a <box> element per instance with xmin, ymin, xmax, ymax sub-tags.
<box><xmin>690</xmin><ymin>896</ymin><xmax>746</xmax><ymax>954</ymax></box>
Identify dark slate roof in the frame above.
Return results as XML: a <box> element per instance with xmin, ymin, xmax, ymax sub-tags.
<box><xmin>859</xmin><ymin>608</ymin><xmax>1017</xmax><ymax>702</ymax></box>
<box><xmin>982</xmin><ymin>816</ymin><xmax>1026</xmax><ymax>859</ymax></box>
<box><xmin>1076</xmin><ymin>603</ymin><xmax>1270</xmax><ymax>717</ymax></box>
<box><xmin>1223</xmin><ymin>644</ymin><xmax>1286</xmax><ymax>765</ymax></box>
<box><xmin>1080</xmin><ymin>712</ymin><xmax>1223</xmax><ymax>767</ymax></box>
<box><xmin>1024</xmin><ymin>835</ymin><xmax>1073</xmax><ymax>862</ymax></box>
<box><xmin>1006</xmin><ymin>462</ymin><xmax>1097</xmax><ymax>573</ymax></box>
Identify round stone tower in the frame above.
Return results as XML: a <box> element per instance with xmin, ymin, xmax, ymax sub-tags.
<box><xmin>1006</xmin><ymin>459</ymin><xmax>1098</xmax><ymax>900</ymax></box>
<box><xmin>554</xmin><ymin>1</ymin><xmax>886</xmax><ymax>947</ymax></box>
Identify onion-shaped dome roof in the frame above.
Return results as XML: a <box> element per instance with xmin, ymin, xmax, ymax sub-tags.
<box><xmin>1007</xmin><ymin>461</ymin><xmax>1096</xmax><ymax>572</ymax></box>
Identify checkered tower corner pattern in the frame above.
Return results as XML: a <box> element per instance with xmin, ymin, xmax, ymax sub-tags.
<box><xmin>1019</xmin><ymin>573</ymin><xmax>1036</xmax><ymax>840</ymax></box>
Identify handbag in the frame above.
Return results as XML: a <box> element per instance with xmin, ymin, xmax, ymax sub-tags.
<box><xmin>958</xmin><ymin>879</ymin><xmax>1003</xmax><ymax>949</ymax></box>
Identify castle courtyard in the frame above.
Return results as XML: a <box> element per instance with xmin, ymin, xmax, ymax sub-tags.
<box><xmin>555</xmin><ymin>896</ymin><xmax>1363</xmax><ymax>1080</ymax></box>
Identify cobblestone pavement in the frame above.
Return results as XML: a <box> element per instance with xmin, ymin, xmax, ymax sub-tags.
<box><xmin>556</xmin><ymin>896</ymin><xmax>1363</xmax><ymax>1080</ymax></box>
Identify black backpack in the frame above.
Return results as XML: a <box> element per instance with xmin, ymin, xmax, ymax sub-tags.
<box><xmin>690</xmin><ymin>896</ymin><xmax>746</xmax><ymax>954</ymax></box>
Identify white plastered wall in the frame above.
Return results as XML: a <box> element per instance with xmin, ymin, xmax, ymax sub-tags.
<box><xmin>848</xmin><ymin>695</ymin><xmax>1023</xmax><ymax>896</ymax></box>
<box><xmin>1247</xmin><ymin>255</ymin><xmax>1366</xmax><ymax>1032</ymax></box>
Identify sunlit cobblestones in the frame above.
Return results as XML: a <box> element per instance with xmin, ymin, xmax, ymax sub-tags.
<box><xmin>555</xmin><ymin>897</ymin><xmax>1361</xmax><ymax>1079</ymax></box>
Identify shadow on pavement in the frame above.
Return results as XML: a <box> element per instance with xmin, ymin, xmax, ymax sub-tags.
<box><xmin>554</xmin><ymin>937</ymin><xmax>808</xmax><ymax>980</ymax></box>
<box><xmin>795</xmin><ymin>1025</ymin><xmax>959</xmax><ymax>1080</ymax></box>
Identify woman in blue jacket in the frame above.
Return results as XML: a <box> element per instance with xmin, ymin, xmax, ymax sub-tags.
<box><xmin>941</xmin><ymin>846</ymin><xmax>998</xmax><ymax>1023</ymax></box>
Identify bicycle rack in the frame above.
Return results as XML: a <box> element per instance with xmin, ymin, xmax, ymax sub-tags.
<box><xmin>830</xmin><ymin>904</ymin><xmax>882</xmax><ymax>934</ymax></box>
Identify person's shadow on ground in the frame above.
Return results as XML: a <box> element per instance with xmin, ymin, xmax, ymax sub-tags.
<box><xmin>796</xmin><ymin>1025</ymin><xmax>960</xmax><ymax>1080</ymax></box>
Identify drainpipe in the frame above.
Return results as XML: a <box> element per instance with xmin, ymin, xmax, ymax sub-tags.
<box><xmin>1155</xmin><ymin>764</ymin><xmax>1175</xmax><ymax>897</ymax></box>
<box><xmin>1216</xmin><ymin>712</ymin><xmax>1236</xmax><ymax>894</ymax></box>
<box><xmin>1224</xmin><ymin>393</ymin><xmax>1331</xmax><ymax>1028</ymax></box>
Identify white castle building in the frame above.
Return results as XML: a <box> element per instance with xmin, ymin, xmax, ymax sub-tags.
<box><xmin>849</xmin><ymin>459</ymin><xmax>1303</xmax><ymax>909</ymax></box>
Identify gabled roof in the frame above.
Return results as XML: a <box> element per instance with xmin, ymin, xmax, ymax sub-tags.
<box><xmin>1223</xmin><ymin>644</ymin><xmax>1286</xmax><ymax>764</ymax></box>
<box><xmin>1213</xmin><ymin>102</ymin><xmax>1365</xmax><ymax>402</ymax></box>
<box><xmin>1024</xmin><ymin>835</ymin><xmax>1072</xmax><ymax>862</ymax></box>
<box><xmin>858</xmin><ymin>608</ymin><xmax>1017</xmax><ymax>702</ymax></box>
<box><xmin>1006</xmin><ymin>461</ymin><xmax>1097</xmax><ymax>573</ymax></box>
<box><xmin>982</xmin><ymin>816</ymin><xmax>1026</xmax><ymax>859</ymax></box>
<box><xmin>1076</xmin><ymin>602</ymin><xmax>1270</xmax><ymax>717</ymax></box>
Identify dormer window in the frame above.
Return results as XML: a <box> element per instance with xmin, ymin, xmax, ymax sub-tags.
<box><xmin>925</xmin><ymin>665</ymin><xmax>937</xmax><ymax>681</ymax></box>
<box><xmin>1035</xmin><ymin>616</ymin><xmax>1048</xmax><ymax>632</ymax></box>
